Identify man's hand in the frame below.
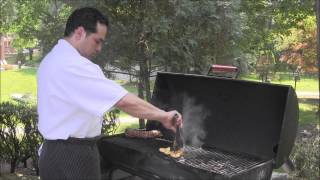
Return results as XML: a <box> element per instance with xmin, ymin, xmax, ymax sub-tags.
<box><xmin>116</xmin><ymin>93</ymin><xmax>183</xmax><ymax>132</ymax></box>
<box><xmin>161</xmin><ymin>111</ymin><xmax>183</xmax><ymax>132</ymax></box>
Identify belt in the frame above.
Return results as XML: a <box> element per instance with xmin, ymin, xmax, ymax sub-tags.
<box><xmin>45</xmin><ymin>135</ymin><xmax>104</xmax><ymax>146</ymax></box>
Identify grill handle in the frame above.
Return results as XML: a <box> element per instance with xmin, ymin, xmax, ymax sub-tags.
<box><xmin>172</xmin><ymin>114</ymin><xmax>184</xmax><ymax>151</ymax></box>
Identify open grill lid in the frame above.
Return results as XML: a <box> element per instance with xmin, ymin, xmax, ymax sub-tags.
<box><xmin>146</xmin><ymin>72</ymin><xmax>298</xmax><ymax>168</ymax></box>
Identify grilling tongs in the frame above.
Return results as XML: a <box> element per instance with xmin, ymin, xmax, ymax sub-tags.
<box><xmin>172</xmin><ymin>114</ymin><xmax>184</xmax><ymax>151</ymax></box>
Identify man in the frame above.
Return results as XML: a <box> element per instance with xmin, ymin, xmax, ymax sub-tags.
<box><xmin>37</xmin><ymin>7</ymin><xmax>182</xmax><ymax>180</ymax></box>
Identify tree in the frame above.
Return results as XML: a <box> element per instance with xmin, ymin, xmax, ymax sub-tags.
<box><xmin>277</xmin><ymin>15</ymin><xmax>317</xmax><ymax>74</ymax></box>
<box><xmin>237</xmin><ymin>0</ymin><xmax>315</xmax><ymax>74</ymax></box>
<box><xmin>2</xmin><ymin>0</ymin><xmax>72</xmax><ymax>61</ymax></box>
<box><xmin>9</xmin><ymin>0</ymin><xmax>40</xmax><ymax>60</ymax></box>
<box><xmin>0</xmin><ymin>0</ymin><xmax>16</xmax><ymax>64</ymax></box>
<box><xmin>95</xmin><ymin>0</ymin><xmax>243</xmax><ymax>92</ymax></box>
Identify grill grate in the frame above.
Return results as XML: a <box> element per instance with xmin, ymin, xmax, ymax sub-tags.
<box><xmin>175</xmin><ymin>146</ymin><xmax>266</xmax><ymax>177</ymax></box>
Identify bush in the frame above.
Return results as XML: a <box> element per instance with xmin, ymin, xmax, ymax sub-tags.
<box><xmin>101</xmin><ymin>109</ymin><xmax>120</xmax><ymax>135</ymax></box>
<box><xmin>0</xmin><ymin>100</ymin><xmax>120</xmax><ymax>175</ymax></box>
<box><xmin>0</xmin><ymin>102</ymin><xmax>26</xmax><ymax>173</ymax></box>
<box><xmin>290</xmin><ymin>126</ymin><xmax>320</xmax><ymax>180</ymax></box>
<box><xmin>0</xmin><ymin>101</ymin><xmax>42</xmax><ymax>174</ymax></box>
<box><xmin>18</xmin><ymin>102</ymin><xmax>42</xmax><ymax>175</ymax></box>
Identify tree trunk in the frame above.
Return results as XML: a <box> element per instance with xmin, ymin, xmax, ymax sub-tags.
<box><xmin>138</xmin><ymin>80</ymin><xmax>145</xmax><ymax>129</ymax></box>
<box><xmin>145</xmin><ymin>53</ymin><xmax>152</xmax><ymax>102</ymax></box>
<box><xmin>28</xmin><ymin>48</ymin><xmax>33</xmax><ymax>61</ymax></box>
<box><xmin>32</xmin><ymin>158</ymin><xmax>40</xmax><ymax>176</ymax></box>
<box><xmin>136</xmin><ymin>0</ymin><xmax>148</xmax><ymax>129</ymax></box>
<box><xmin>23</xmin><ymin>159</ymin><xmax>27</xmax><ymax>168</ymax></box>
<box><xmin>10</xmin><ymin>158</ymin><xmax>17</xmax><ymax>173</ymax></box>
<box><xmin>144</xmin><ymin>76</ymin><xmax>151</xmax><ymax>102</ymax></box>
<box><xmin>142</xmin><ymin>56</ymin><xmax>151</xmax><ymax>102</ymax></box>
<box><xmin>316</xmin><ymin>0</ymin><xmax>319</xmax><ymax>114</ymax></box>
<box><xmin>21</xmin><ymin>155</ymin><xmax>30</xmax><ymax>168</ymax></box>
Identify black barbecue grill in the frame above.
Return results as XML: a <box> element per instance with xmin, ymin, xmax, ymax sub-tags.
<box><xmin>98</xmin><ymin>72</ymin><xmax>299</xmax><ymax>180</ymax></box>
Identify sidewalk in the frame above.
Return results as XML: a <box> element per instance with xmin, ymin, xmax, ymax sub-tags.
<box><xmin>296</xmin><ymin>91</ymin><xmax>319</xmax><ymax>99</ymax></box>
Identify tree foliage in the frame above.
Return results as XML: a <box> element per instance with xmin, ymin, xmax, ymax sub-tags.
<box><xmin>278</xmin><ymin>16</ymin><xmax>317</xmax><ymax>73</ymax></box>
<box><xmin>2</xmin><ymin>0</ymin><xmax>315</xmax><ymax>78</ymax></box>
<box><xmin>1</xmin><ymin>0</ymin><xmax>72</xmax><ymax>57</ymax></box>
<box><xmin>0</xmin><ymin>0</ymin><xmax>16</xmax><ymax>35</ymax></box>
<box><xmin>238</xmin><ymin>0</ymin><xmax>315</xmax><ymax>71</ymax></box>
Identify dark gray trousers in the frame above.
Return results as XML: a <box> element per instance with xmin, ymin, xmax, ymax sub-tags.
<box><xmin>39</xmin><ymin>137</ymin><xmax>101</xmax><ymax>180</ymax></box>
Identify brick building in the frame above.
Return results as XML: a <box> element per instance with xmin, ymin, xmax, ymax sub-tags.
<box><xmin>0</xmin><ymin>35</ymin><xmax>16</xmax><ymax>66</ymax></box>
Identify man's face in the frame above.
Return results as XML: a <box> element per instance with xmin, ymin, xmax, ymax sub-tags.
<box><xmin>78</xmin><ymin>22</ymin><xmax>107</xmax><ymax>59</ymax></box>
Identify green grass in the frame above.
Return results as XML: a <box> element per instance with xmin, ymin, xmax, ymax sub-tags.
<box><xmin>1</xmin><ymin>69</ymin><xmax>318</xmax><ymax>129</ymax></box>
<box><xmin>0</xmin><ymin>174</ymin><xmax>39</xmax><ymax>180</ymax></box>
<box><xmin>0</xmin><ymin>68</ymin><xmax>37</xmax><ymax>102</ymax></box>
<box><xmin>5</xmin><ymin>51</ymin><xmax>42</xmax><ymax>67</ymax></box>
<box><xmin>0</xmin><ymin>68</ymin><xmax>140</xmax><ymax>134</ymax></box>
<box><xmin>115</xmin><ymin>121</ymin><xmax>139</xmax><ymax>134</ymax></box>
<box><xmin>120</xmin><ymin>82</ymin><xmax>138</xmax><ymax>95</ymax></box>
<box><xmin>298</xmin><ymin>99</ymin><xmax>319</xmax><ymax>125</ymax></box>
<box><xmin>273</xmin><ymin>79</ymin><xmax>318</xmax><ymax>92</ymax></box>
<box><xmin>241</xmin><ymin>73</ymin><xmax>319</xmax><ymax>92</ymax></box>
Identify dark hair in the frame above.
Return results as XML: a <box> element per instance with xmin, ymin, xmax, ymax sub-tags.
<box><xmin>64</xmin><ymin>7</ymin><xmax>109</xmax><ymax>37</ymax></box>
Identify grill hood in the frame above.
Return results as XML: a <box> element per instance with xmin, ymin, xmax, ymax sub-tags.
<box><xmin>146</xmin><ymin>72</ymin><xmax>299</xmax><ymax>168</ymax></box>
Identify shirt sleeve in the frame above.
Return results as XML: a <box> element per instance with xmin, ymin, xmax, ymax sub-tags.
<box><xmin>54</xmin><ymin>60</ymin><xmax>128</xmax><ymax>118</ymax></box>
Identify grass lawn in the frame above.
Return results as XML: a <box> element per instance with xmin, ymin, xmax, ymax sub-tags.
<box><xmin>241</xmin><ymin>73</ymin><xmax>319</xmax><ymax>92</ymax></box>
<box><xmin>1</xmin><ymin>69</ymin><xmax>319</xmax><ymax>132</ymax></box>
<box><xmin>298</xmin><ymin>99</ymin><xmax>319</xmax><ymax>125</ymax></box>
<box><xmin>0</xmin><ymin>69</ymin><xmax>318</xmax><ymax>179</ymax></box>
<box><xmin>0</xmin><ymin>68</ymin><xmax>38</xmax><ymax>102</ymax></box>
<box><xmin>115</xmin><ymin>119</ymin><xmax>139</xmax><ymax>134</ymax></box>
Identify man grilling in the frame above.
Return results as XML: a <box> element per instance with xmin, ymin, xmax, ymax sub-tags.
<box><xmin>37</xmin><ymin>7</ymin><xmax>183</xmax><ymax>180</ymax></box>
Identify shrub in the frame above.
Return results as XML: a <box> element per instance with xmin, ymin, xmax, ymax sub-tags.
<box><xmin>0</xmin><ymin>100</ymin><xmax>120</xmax><ymax>175</ymax></box>
<box><xmin>18</xmin><ymin>102</ymin><xmax>42</xmax><ymax>175</ymax></box>
<box><xmin>290</xmin><ymin>126</ymin><xmax>320</xmax><ymax>180</ymax></box>
<box><xmin>101</xmin><ymin>109</ymin><xmax>120</xmax><ymax>135</ymax></box>
<box><xmin>0</xmin><ymin>102</ymin><xmax>25</xmax><ymax>173</ymax></box>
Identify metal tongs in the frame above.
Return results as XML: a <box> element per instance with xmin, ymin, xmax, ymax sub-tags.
<box><xmin>172</xmin><ymin>114</ymin><xmax>184</xmax><ymax>151</ymax></box>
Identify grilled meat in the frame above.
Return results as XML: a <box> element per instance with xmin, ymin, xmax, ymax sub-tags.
<box><xmin>159</xmin><ymin>147</ymin><xmax>184</xmax><ymax>158</ymax></box>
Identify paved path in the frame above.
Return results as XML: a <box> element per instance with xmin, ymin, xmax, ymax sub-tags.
<box><xmin>296</xmin><ymin>91</ymin><xmax>319</xmax><ymax>99</ymax></box>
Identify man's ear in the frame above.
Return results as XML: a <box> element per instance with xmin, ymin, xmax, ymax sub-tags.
<box><xmin>74</xmin><ymin>26</ymin><xmax>86</xmax><ymax>40</ymax></box>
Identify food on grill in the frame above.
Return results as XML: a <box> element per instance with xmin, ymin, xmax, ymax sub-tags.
<box><xmin>159</xmin><ymin>147</ymin><xmax>171</xmax><ymax>155</ymax></box>
<box><xmin>159</xmin><ymin>147</ymin><xmax>184</xmax><ymax>158</ymax></box>
<box><xmin>125</xmin><ymin>128</ymin><xmax>162</xmax><ymax>138</ymax></box>
<box><xmin>170</xmin><ymin>149</ymin><xmax>184</xmax><ymax>158</ymax></box>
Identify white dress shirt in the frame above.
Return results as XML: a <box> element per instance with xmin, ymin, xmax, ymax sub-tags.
<box><xmin>37</xmin><ymin>39</ymin><xmax>128</xmax><ymax>140</ymax></box>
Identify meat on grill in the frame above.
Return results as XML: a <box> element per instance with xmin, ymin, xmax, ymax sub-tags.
<box><xmin>159</xmin><ymin>147</ymin><xmax>184</xmax><ymax>158</ymax></box>
<box><xmin>125</xmin><ymin>128</ymin><xmax>163</xmax><ymax>138</ymax></box>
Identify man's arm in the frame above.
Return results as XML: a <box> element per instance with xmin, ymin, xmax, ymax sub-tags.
<box><xmin>115</xmin><ymin>93</ymin><xmax>182</xmax><ymax>132</ymax></box>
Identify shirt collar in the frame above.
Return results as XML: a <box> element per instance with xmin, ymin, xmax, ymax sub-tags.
<box><xmin>58</xmin><ymin>39</ymin><xmax>81</xmax><ymax>56</ymax></box>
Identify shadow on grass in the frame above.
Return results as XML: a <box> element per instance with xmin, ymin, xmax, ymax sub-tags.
<box><xmin>121</xmin><ymin>82</ymin><xmax>138</xmax><ymax>94</ymax></box>
<box><xmin>17</xmin><ymin>68</ymin><xmax>37</xmax><ymax>76</ymax></box>
<box><xmin>3</xmin><ymin>68</ymin><xmax>37</xmax><ymax>76</ymax></box>
<box><xmin>298</xmin><ymin>98</ymin><xmax>319</xmax><ymax>125</ymax></box>
<box><xmin>0</xmin><ymin>172</ymin><xmax>39</xmax><ymax>180</ymax></box>
<box><xmin>115</xmin><ymin>122</ymin><xmax>139</xmax><ymax>134</ymax></box>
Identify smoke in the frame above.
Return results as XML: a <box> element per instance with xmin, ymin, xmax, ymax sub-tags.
<box><xmin>182</xmin><ymin>94</ymin><xmax>209</xmax><ymax>148</ymax></box>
